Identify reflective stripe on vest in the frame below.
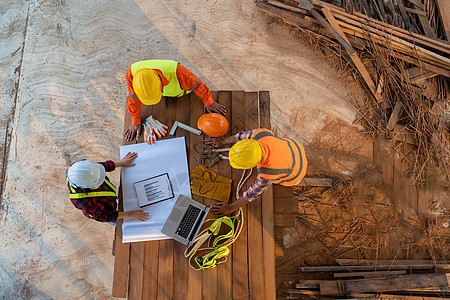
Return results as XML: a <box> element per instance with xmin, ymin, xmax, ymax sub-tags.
<box><xmin>276</xmin><ymin>138</ymin><xmax>304</xmax><ymax>185</ymax></box>
<box><xmin>66</xmin><ymin>177</ymin><xmax>117</xmax><ymax>199</ymax></box>
<box><xmin>130</xmin><ymin>60</ymin><xmax>189</xmax><ymax>98</ymax></box>
<box><xmin>252</xmin><ymin>129</ymin><xmax>307</xmax><ymax>186</ymax></box>
<box><xmin>187</xmin><ymin>75</ymin><xmax>200</xmax><ymax>91</ymax></box>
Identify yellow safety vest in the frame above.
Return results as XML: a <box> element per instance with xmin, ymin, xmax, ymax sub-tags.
<box><xmin>130</xmin><ymin>60</ymin><xmax>194</xmax><ymax>97</ymax></box>
<box><xmin>66</xmin><ymin>177</ymin><xmax>117</xmax><ymax>199</ymax></box>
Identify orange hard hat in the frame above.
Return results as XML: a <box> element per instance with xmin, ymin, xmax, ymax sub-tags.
<box><xmin>197</xmin><ymin>113</ymin><xmax>229</xmax><ymax>137</ymax></box>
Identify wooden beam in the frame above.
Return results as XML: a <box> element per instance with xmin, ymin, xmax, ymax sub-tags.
<box><xmin>320</xmin><ymin>281</ymin><xmax>344</xmax><ymax>295</ymax></box>
<box><xmin>231</xmin><ymin>91</ymin><xmax>249</xmax><ymax>300</ymax></box>
<box><xmin>392</xmin><ymin>52</ymin><xmax>449</xmax><ymax>77</ymax></box>
<box><xmin>259</xmin><ymin>91</ymin><xmax>276</xmax><ymax>300</ymax></box>
<box><xmin>342</xmin><ymin>273</ymin><xmax>450</xmax><ymax>294</ymax></box>
<box><xmin>274</xmin><ymin>197</ymin><xmax>297</xmax><ymax>213</ymax></box>
<box><xmin>386</xmin><ymin>102</ymin><xmax>403</xmax><ymax>130</ymax></box>
<box><xmin>187</xmin><ymin>93</ymin><xmax>204</xmax><ymax>300</ymax></box>
<box><xmin>142</xmin><ymin>242</ymin><xmax>159</xmax><ymax>300</ymax></box>
<box><xmin>403</xmin><ymin>6</ymin><xmax>427</xmax><ymax>16</ymax></box>
<box><xmin>309</xmin><ymin>8</ymin><xmax>356</xmax><ymax>55</ymax></box>
<box><xmin>268</xmin><ymin>0</ymin><xmax>309</xmax><ymax>14</ymax></box>
<box><xmin>337</xmin><ymin>258</ymin><xmax>450</xmax><ymax>266</ymax></box>
<box><xmin>333</xmin><ymin>270</ymin><xmax>407</xmax><ymax>278</ymax></box>
<box><xmin>112</xmin><ymin>218</ymin><xmax>130</xmax><ymax>298</ymax></box>
<box><xmin>297</xmin><ymin>177</ymin><xmax>333</xmax><ymax>187</ymax></box>
<box><xmin>320</xmin><ymin>7</ymin><xmax>383</xmax><ymax>102</ymax></box>
<box><xmin>255</xmin><ymin>1</ymin><xmax>313</xmax><ymax>28</ymax></box>
<box><xmin>314</xmin><ymin>0</ymin><xmax>450</xmax><ymax>52</ymax></box>
<box><xmin>274</xmin><ymin>213</ymin><xmax>295</xmax><ymax>226</ymax></box>
<box><xmin>298</xmin><ymin>0</ymin><xmax>313</xmax><ymax>10</ymax></box>
<box><xmin>436</xmin><ymin>0</ymin><xmax>450</xmax><ymax>41</ymax></box>
<box><xmin>408</xmin><ymin>4</ymin><xmax>437</xmax><ymax>38</ymax></box>
<box><xmin>128</xmin><ymin>242</ymin><xmax>145</xmax><ymax>300</ymax></box>
<box><xmin>408</xmin><ymin>0</ymin><xmax>425</xmax><ymax>10</ymax></box>
<box><xmin>173</xmin><ymin>94</ymin><xmax>191</xmax><ymax>300</ymax></box>
<box><xmin>392</xmin><ymin>124</ymin><xmax>418</xmax><ymax>145</ymax></box>
<box><xmin>299</xmin><ymin>264</ymin><xmax>450</xmax><ymax>272</ymax></box>
<box><xmin>314</xmin><ymin>0</ymin><xmax>450</xmax><ymax>61</ymax></box>
<box><xmin>407</xmin><ymin>67</ymin><xmax>439</xmax><ymax>85</ymax></box>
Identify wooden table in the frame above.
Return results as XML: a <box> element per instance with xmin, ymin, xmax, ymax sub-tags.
<box><xmin>112</xmin><ymin>91</ymin><xmax>276</xmax><ymax>299</ymax></box>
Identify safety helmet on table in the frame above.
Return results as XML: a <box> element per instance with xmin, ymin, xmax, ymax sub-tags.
<box><xmin>132</xmin><ymin>68</ymin><xmax>162</xmax><ymax>105</ymax></box>
<box><xmin>229</xmin><ymin>139</ymin><xmax>263</xmax><ymax>169</ymax></box>
<box><xmin>67</xmin><ymin>160</ymin><xmax>106</xmax><ymax>189</ymax></box>
<box><xmin>197</xmin><ymin>113</ymin><xmax>229</xmax><ymax>137</ymax></box>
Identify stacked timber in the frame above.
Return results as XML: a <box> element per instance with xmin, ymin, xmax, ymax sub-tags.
<box><xmin>256</xmin><ymin>0</ymin><xmax>449</xmax><ymax>184</ymax></box>
<box><xmin>288</xmin><ymin>260</ymin><xmax>450</xmax><ymax>299</ymax></box>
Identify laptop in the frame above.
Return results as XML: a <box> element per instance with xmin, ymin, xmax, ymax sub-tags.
<box><xmin>161</xmin><ymin>194</ymin><xmax>210</xmax><ymax>245</ymax></box>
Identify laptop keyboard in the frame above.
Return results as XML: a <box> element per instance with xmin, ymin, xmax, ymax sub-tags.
<box><xmin>176</xmin><ymin>205</ymin><xmax>201</xmax><ymax>239</ymax></box>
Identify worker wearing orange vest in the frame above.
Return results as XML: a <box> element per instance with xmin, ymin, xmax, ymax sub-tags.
<box><xmin>124</xmin><ymin>59</ymin><xmax>226</xmax><ymax>141</ymax></box>
<box><xmin>205</xmin><ymin>128</ymin><xmax>307</xmax><ymax>216</ymax></box>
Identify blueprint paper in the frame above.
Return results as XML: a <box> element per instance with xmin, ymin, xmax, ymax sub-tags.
<box><xmin>119</xmin><ymin>137</ymin><xmax>191</xmax><ymax>243</ymax></box>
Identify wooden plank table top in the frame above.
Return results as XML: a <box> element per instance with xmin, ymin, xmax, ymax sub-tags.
<box><xmin>112</xmin><ymin>91</ymin><xmax>276</xmax><ymax>299</ymax></box>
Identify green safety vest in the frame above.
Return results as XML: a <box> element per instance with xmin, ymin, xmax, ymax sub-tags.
<box><xmin>66</xmin><ymin>177</ymin><xmax>117</xmax><ymax>199</ymax></box>
<box><xmin>130</xmin><ymin>59</ymin><xmax>194</xmax><ymax>97</ymax></box>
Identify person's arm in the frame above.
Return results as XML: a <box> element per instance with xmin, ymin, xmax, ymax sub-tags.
<box><xmin>211</xmin><ymin>177</ymin><xmax>273</xmax><ymax>216</ymax></box>
<box><xmin>233</xmin><ymin>129</ymin><xmax>258</xmax><ymax>142</ymax></box>
<box><xmin>98</xmin><ymin>160</ymin><xmax>116</xmax><ymax>172</ymax></box>
<box><xmin>118</xmin><ymin>210</ymin><xmax>149</xmax><ymax>221</ymax></box>
<box><xmin>176</xmin><ymin>63</ymin><xmax>226</xmax><ymax>114</ymax></box>
<box><xmin>204</xmin><ymin>129</ymin><xmax>258</xmax><ymax>148</ymax></box>
<box><xmin>204</xmin><ymin>135</ymin><xmax>235</xmax><ymax>148</ymax></box>
<box><xmin>126</xmin><ymin>67</ymin><xmax>142</xmax><ymax>125</ymax></box>
<box><xmin>124</xmin><ymin>67</ymin><xmax>142</xmax><ymax>141</ymax></box>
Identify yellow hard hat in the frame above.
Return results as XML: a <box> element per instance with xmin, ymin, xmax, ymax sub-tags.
<box><xmin>132</xmin><ymin>68</ymin><xmax>162</xmax><ymax>105</ymax></box>
<box><xmin>229</xmin><ymin>139</ymin><xmax>263</xmax><ymax>169</ymax></box>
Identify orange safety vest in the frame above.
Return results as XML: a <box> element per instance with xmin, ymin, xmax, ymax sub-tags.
<box><xmin>252</xmin><ymin>129</ymin><xmax>307</xmax><ymax>186</ymax></box>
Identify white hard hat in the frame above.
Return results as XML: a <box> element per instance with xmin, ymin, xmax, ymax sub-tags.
<box><xmin>67</xmin><ymin>160</ymin><xmax>106</xmax><ymax>189</ymax></box>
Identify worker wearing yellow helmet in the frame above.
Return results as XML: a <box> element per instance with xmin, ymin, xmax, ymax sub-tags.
<box><xmin>124</xmin><ymin>59</ymin><xmax>226</xmax><ymax>141</ymax></box>
<box><xmin>205</xmin><ymin>128</ymin><xmax>307</xmax><ymax>216</ymax></box>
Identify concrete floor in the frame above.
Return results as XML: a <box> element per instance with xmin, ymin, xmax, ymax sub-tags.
<box><xmin>0</xmin><ymin>0</ymin><xmax>367</xmax><ymax>298</ymax></box>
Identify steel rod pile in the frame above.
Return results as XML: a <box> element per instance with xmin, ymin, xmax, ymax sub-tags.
<box><xmin>256</xmin><ymin>0</ymin><xmax>449</xmax><ymax>183</ymax></box>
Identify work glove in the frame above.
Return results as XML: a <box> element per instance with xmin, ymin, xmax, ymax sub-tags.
<box><xmin>143</xmin><ymin>115</ymin><xmax>168</xmax><ymax>145</ymax></box>
<box><xmin>190</xmin><ymin>165</ymin><xmax>232</xmax><ymax>202</ymax></box>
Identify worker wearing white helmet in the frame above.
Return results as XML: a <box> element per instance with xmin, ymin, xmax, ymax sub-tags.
<box><xmin>66</xmin><ymin>152</ymin><xmax>149</xmax><ymax>224</ymax></box>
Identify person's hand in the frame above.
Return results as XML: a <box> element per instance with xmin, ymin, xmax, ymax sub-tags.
<box><xmin>206</xmin><ymin>102</ymin><xmax>227</xmax><ymax>115</ymax></box>
<box><xmin>204</xmin><ymin>136</ymin><xmax>226</xmax><ymax>148</ymax></box>
<box><xmin>129</xmin><ymin>210</ymin><xmax>149</xmax><ymax>221</ymax></box>
<box><xmin>211</xmin><ymin>202</ymin><xmax>234</xmax><ymax>217</ymax></box>
<box><xmin>116</xmin><ymin>152</ymin><xmax>138</xmax><ymax>167</ymax></box>
<box><xmin>124</xmin><ymin>124</ymin><xmax>141</xmax><ymax>142</ymax></box>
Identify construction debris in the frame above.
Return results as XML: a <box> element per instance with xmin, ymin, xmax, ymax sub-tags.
<box><xmin>288</xmin><ymin>271</ymin><xmax>450</xmax><ymax>298</ymax></box>
<box><xmin>256</xmin><ymin>0</ymin><xmax>449</xmax><ymax>184</ymax></box>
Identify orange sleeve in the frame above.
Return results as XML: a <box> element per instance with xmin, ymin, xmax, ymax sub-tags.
<box><xmin>126</xmin><ymin>67</ymin><xmax>142</xmax><ymax>125</ymax></box>
<box><xmin>176</xmin><ymin>63</ymin><xmax>214</xmax><ymax>106</ymax></box>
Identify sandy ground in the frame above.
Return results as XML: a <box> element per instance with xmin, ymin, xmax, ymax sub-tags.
<box><xmin>0</xmin><ymin>0</ymin><xmax>369</xmax><ymax>298</ymax></box>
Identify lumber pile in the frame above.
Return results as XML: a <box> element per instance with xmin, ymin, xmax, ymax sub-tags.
<box><xmin>288</xmin><ymin>261</ymin><xmax>450</xmax><ymax>299</ymax></box>
<box><xmin>256</xmin><ymin>0</ymin><xmax>449</xmax><ymax>184</ymax></box>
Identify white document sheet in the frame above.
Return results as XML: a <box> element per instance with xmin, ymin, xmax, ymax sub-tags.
<box><xmin>119</xmin><ymin>137</ymin><xmax>191</xmax><ymax>243</ymax></box>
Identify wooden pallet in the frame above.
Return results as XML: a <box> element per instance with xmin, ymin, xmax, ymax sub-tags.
<box><xmin>112</xmin><ymin>91</ymin><xmax>276</xmax><ymax>299</ymax></box>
